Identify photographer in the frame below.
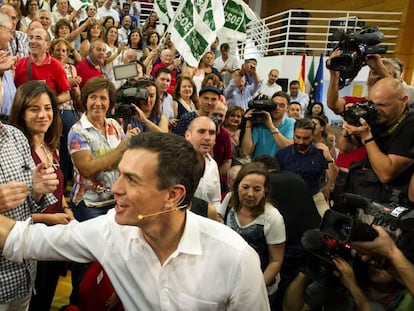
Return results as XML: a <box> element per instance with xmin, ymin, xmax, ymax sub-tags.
<box><xmin>343</xmin><ymin>77</ymin><xmax>414</xmax><ymax>203</ymax></box>
<box><xmin>352</xmin><ymin>225</ymin><xmax>414</xmax><ymax>298</ymax></box>
<box><xmin>284</xmin><ymin>256</ymin><xmax>414</xmax><ymax>311</ymax></box>
<box><xmin>241</xmin><ymin>91</ymin><xmax>294</xmax><ymax>158</ymax></box>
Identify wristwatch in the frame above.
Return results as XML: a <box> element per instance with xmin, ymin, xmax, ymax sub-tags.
<box><xmin>271</xmin><ymin>128</ymin><xmax>279</xmax><ymax>135</ymax></box>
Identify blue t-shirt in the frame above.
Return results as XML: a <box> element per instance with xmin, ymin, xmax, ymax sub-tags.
<box><xmin>252</xmin><ymin>116</ymin><xmax>295</xmax><ymax>157</ymax></box>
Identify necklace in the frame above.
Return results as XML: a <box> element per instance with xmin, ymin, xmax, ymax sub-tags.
<box><xmin>40</xmin><ymin>144</ymin><xmax>59</xmax><ymax>170</ymax></box>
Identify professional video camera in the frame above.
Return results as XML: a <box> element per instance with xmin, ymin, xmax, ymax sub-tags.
<box><xmin>247</xmin><ymin>95</ymin><xmax>276</xmax><ymax>124</ymax></box>
<box><xmin>321</xmin><ymin>193</ymin><xmax>414</xmax><ymax>244</ymax></box>
<box><xmin>326</xmin><ymin>26</ymin><xmax>387</xmax><ymax>89</ymax></box>
<box><xmin>342</xmin><ymin>100</ymin><xmax>377</xmax><ymax>127</ymax></box>
<box><xmin>301</xmin><ymin>193</ymin><xmax>414</xmax><ymax>281</ymax></box>
<box><xmin>115</xmin><ymin>86</ymin><xmax>148</xmax><ymax>119</ymax></box>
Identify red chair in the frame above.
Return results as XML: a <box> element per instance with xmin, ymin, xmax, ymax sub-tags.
<box><xmin>65</xmin><ymin>262</ymin><xmax>123</xmax><ymax>311</ymax></box>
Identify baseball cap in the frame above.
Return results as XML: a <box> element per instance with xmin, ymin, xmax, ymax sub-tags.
<box><xmin>199</xmin><ymin>85</ymin><xmax>222</xmax><ymax>97</ymax></box>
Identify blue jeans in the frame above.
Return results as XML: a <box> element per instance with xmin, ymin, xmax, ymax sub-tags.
<box><xmin>70</xmin><ymin>200</ymin><xmax>113</xmax><ymax>222</ymax></box>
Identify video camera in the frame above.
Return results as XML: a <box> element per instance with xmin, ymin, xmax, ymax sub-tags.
<box><xmin>342</xmin><ymin>100</ymin><xmax>377</xmax><ymax>127</ymax></box>
<box><xmin>326</xmin><ymin>26</ymin><xmax>387</xmax><ymax>89</ymax></box>
<box><xmin>301</xmin><ymin>193</ymin><xmax>414</xmax><ymax>281</ymax></box>
<box><xmin>115</xmin><ymin>86</ymin><xmax>148</xmax><ymax>119</ymax></box>
<box><xmin>247</xmin><ymin>95</ymin><xmax>276</xmax><ymax>124</ymax></box>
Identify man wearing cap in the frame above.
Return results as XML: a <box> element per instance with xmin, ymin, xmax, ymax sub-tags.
<box><xmin>173</xmin><ymin>85</ymin><xmax>221</xmax><ymax>136</ymax></box>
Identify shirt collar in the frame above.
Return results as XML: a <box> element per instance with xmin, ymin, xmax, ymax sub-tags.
<box><xmin>174</xmin><ymin>211</ymin><xmax>202</xmax><ymax>256</ymax></box>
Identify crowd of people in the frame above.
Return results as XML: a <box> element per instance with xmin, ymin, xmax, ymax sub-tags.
<box><xmin>0</xmin><ymin>0</ymin><xmax>413</xmax><ymax>310</ymax></box>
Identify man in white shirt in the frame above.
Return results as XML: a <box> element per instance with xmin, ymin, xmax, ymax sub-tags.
<box><xmin>0</xmin><ymin>132</ymin><xmax>270</xmax><ymax>311</ymax></box>
<box><xmin>289</xmin><ymin>80</ymin><xmax>309</xmax><ymax>114</ymax></box>
<box><xmin>185</xmin><ymin>116</ymin><xmax>222</xmax><ymax>213</ymax></box>
<box><xmin>96</xmin><ymin>0</ymin><xmax>120</xmax><ymax>26</ymax></box>
<box><xmin>214</xmin><ymin>43</ymin><xmax>240</xmax><ymax>87</ymax></box>
<box><xmin>258</xmin><ymin>69</ymin><xmax>282</xmax><ymax>99</ymax></box>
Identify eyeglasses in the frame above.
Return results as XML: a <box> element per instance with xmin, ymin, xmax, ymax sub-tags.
<box><xmin>0</xmin><ymin>25</ymin><xmax>14</xmax><ymax>35</ymax></box>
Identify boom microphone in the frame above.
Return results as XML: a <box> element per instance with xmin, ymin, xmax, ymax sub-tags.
<box><xmin>137</xmin><ymin>205</ymin><xmax>188</xmax><ymax>220</ymax></box>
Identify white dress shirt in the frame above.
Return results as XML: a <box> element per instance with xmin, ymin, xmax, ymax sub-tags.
<box><xmin>194</xmin><ymin>154</ymin><xmax>222</xmax><ymax>212</ymax></box>
<box><xmin>4</xmin><ymin>210</ymin><xmax>270</xmax><ymax>311</ymax></box>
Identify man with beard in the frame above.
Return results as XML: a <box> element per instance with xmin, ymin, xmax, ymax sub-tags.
<box><xmin>174</xmin><ymin>85</ymin><xmax>220</xmax><ymax>136</ymax></box>
<box><xmin>276</xmin><ymin>118</ymin><xmax>336</xmax><ymax>196</ymax></box>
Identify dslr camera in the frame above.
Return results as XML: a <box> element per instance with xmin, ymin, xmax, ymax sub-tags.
<box><xmin>326</xmin><ymin>26</ymin><xmax>387</xmax><ymax>89</ymax></box>
<box><xmin>342</xmin><ymin>100</ymin><xmax>377</xmax><ymax>127</ymax></box>
<box><xmin>247</xmin><ymin>95</ymin><xmax>276</xmax><ymax>124</ymax></box>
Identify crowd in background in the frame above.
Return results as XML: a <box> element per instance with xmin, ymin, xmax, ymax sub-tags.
<box><xmin>0</xmin><ymin>0</ymin><xmax>413</xmax><ymax>310</ymax></box>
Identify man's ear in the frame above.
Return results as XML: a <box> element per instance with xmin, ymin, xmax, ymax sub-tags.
<box><xmin>165</xmin><ymin>185</ymin><xmax>186</xmax><ymax>209</ymax></box>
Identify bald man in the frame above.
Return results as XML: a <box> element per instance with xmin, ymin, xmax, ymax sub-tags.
<box><xmin>344</xmin><ymin>77</ymin><xmax>414</xmax><ymax>202</ymax></box>
<box><xmin>185</xmin><ymin>116</ymin><xmax>222</xmax><ymax>212</ymax></box>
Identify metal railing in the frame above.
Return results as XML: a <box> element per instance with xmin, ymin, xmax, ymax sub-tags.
<box><xmin>240</xmin><ymin>9</ymin><xmax>402</xmax><ymax>58</ymax></box>
<box><xmin>138</xmin><ymin>3</ymin><xmax>402</xmax><ymax>60</ymax></box>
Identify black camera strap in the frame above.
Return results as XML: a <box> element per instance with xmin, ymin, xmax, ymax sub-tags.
<box><xmin>387</xmin><ymin>108</ymin><xmax>409</xmax><ymax>135</ymax></box>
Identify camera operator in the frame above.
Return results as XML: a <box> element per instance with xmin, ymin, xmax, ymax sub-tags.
<box><xmin>284</xmin><ymin>256</ymin><xmax>414</xmax><ymax>311</ymax></box>
<box><xmin>351</xmin><ymin>225</ymin><xmax>414</xmax><ymax>299</ymax></box>
<box><xmin>343</xmin><ymin>77</ymin><xmax>414</xmax><ymax>203</ymax></box>
<box><xmin>241</xmin><ymin>91</ymin><xmax>294</xmax><ymax>158</ymax></box>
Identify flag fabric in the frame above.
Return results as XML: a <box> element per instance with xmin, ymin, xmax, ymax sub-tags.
<box><xmin>306</xmin><ymin>56</ymin><xmax>315</xmax><ymax>94</ymax></box>
<box><xmin>154</xmin><ymin>0</ymin><xmax>175</xmax><ymax>24</ymax></box>
<box><xmin>70</xmin><ymin>0</ymin><xmax>92</xmax><ymax>10</ymax></box>
<box><xmin>195</xmin><ymin>0</ymin><xmax>225</xmax><ymax>32</ymax></box>
<box><xmin>298</xmin><ymin>54</ymin><xmax>306</xmax><ymax>93</ymax></box>
<box><xmin>221</xmin><ymin>0</ymin><xmax>259</xmax><ymax>40</ymax></box>
<box><xmin>169</xmin><ymin>0</ymin><xmax>225</xmax><ymax>67</ymax></box>
<box><xmin>310</xmin><ymin>55</ymin><xmax>324</xmax><ymax>103</ymax></box>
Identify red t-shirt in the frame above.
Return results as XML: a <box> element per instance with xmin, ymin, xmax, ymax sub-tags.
<box><xmin>76</xmin><ymin>58</ymin><xmax>104</xmax><ymax>88</ymax></box>
<box><xmin>15</xmin><ymin>55</ymin><xmax>70</xmax><ymax>93</ymax></box>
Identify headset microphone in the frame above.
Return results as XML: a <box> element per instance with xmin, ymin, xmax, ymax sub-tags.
<box><xmin>137</xmin><ymin>205</ymin><xmax>188</xmax><ymax>220</ymax></box>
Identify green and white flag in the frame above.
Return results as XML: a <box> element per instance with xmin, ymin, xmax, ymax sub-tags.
<box><xmin>222</xmin><ymin>0</ymin><xmax>259</xmax><ymax>40</ymax></box>
<box><xmin>194</xmin><ymin>0</ymin><xmax>225</xmax><ymax>32</ymax></box>
<box><xmin>154</xmin><ymin>0</ymin><xmax>175</xmax><ymax>24</ymax></box>
<box><xmin>170</xmin><ymin>0</ymin><xmax>224</xmax><ymax>67</ymax></box>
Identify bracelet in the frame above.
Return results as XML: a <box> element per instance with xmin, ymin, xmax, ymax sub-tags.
<box><xmin>364</xmin><ymin>137</ymin><xmax>375</xmax><ymax>145</ymax></box>
<box><xmin>327</xmin><ymin>160</ymin><xmax>334</xmax><ymax>164</ymax></box>
<box><xmin>63</xmin><ymin>206</ymin><xmax>71</xmax><ymax>210</ymax></box>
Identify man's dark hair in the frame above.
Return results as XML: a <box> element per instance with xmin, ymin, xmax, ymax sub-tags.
<box><xmin>154</xmin><ymin>67</ymin><xmax>171</xmax><ymax>79</ymax></box>
<box><xmin>294</xmin><ymin>117</ymin><xmax>316</xmax><ymax>132</ymax></box>
<box><xmin>289</xmin><ymin>80</ymin><xmax>300</xmax><ymax>87</ymax></box>
<box><xmin>271</xmin><ymin>90</ymin><xmax>291</xmax><ymax>103</ymax></box>
<box><xmin>253</xmin><ymin>155</ymin><xmax>281</xmax><ymax>171</ymax></box>
<box><xmin>220</xmin><ymin>43</ymin><xmax>230</xmax><ymax>52</ymax></box>
<box><xmin>127</xmin><ymin>132</ymin><xmax>203</xmax><ymax>206</ymax></box>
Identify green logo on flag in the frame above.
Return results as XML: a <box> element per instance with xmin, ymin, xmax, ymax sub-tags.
<box><xmin>174</xmin><ymin>0</ymin><xmax>209</xmax><ymax>61</ymax></box>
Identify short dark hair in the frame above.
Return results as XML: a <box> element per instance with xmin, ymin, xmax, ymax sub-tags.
<box><xmin>220</xmin><ymin>43</ymin><xmax>230</xmax><ymax>52</ymax></box>
<box><xmin>294</xmin><ymin>118</ymin><xmax>315</xmax><ymax>132</ymax></box>
<box><xmin>230</xmin><ymin>162</ymin><xmax>270</xmax><ymax>218</ymax></box>
<box><xmin>127</xmin><ymin>132</ymin><xmax>203</xmax><ymax>206</ymax></box>
<box><xmin>253</xmin><ymin>155</ymin><xmax>281</xmax><ymax>171</ymax></box>
<box><xmin>80</xmin><ymin>77</ymin><xmax>117</xmax><ymax>111</ymax></box>
<box><xmin>154</xmin><ymin>67</ymin><xmax>171</xmax><ymax>79</ymax></box>
<box><xmin>271</xmin><ymin>91</ymin><xmax>290</xmax><ymax>103</ymax></box>
<box><xmin>289</xmin><ymin>80</ymin><xmax>300</xmax><ymax>87</ymax></box>
<box><xmin>9</xmin><ymin>81</ymin><xmax>62</xmax><ymax>152</ymax></box>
